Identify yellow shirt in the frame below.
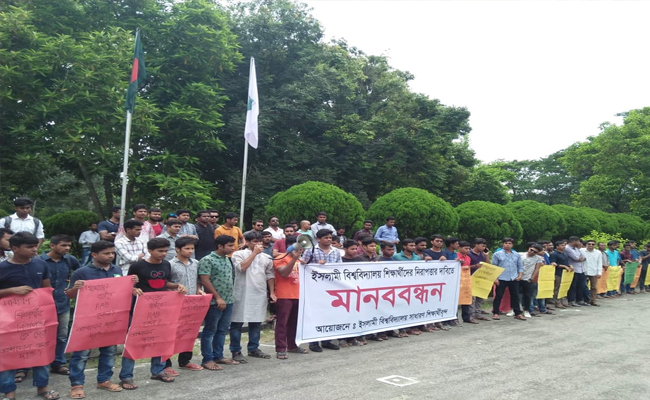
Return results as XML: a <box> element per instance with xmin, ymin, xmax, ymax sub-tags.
<box><xmin>214</xmin><ymin>224</ymin><xmax>243</xmax><ymax>252</ymax></box>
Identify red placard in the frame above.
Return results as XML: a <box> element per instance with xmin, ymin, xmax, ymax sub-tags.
<box><xmin>172</xmin><ymin>295</ymin><xmax>211</xmax><ymax>355</ymax></box>
<box><xmin>66</xmin><ymin>276</ymin><xmax>133</xmax><ymax>353</ymax></box>
<box><xmin>0</xmin><ymin>288</ymin><xmax>58</xmax><ymax>371</ymax></box>
<box><xmin>123</xmin><ymin>291</ymin><xmax>183</xmax><ymax>360</ymax></box>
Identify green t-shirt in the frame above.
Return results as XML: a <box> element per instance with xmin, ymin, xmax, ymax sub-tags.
<box><xmin>198</xmin><ymin>252</ymin><xmax>234</xmax><ymax>305</ymax></box>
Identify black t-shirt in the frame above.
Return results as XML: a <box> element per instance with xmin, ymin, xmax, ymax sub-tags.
<box><xmin>549</xmin><ymin>250</ymin><xmax>569</xmax><ymax>277</ymax></box>
<box><xmin>342</xmin><ymin>257</ymin><xmax>356</xmax><ymax>263</ymax></box>
<box><xmin>423</xmin><ymin>249</ymin><xmax>445</xmax><ymax>260</ymax></box>
<box><xmin>127</xmin><ymin>259</ymin><xmax>171</xmax><ymax>292</ymax></box>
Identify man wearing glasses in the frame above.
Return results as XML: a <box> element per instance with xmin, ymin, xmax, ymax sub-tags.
<box><xmin>520</xmin><ymin>244</ymin><xmax>544</xmax><ymax>318</ymax></box>
<box><xmin>581</xmin><ymin>240</ymin><xmax>603</xmax><ymax>306</ymax></box>
<box><xmin>245</xmin><ymin>220</ymin><xmax>265</xmax><ymax>236</ymax></box>
<box><xmin>264</xmin><ymin>217</ymin><xmax>285</xmax><ymax>243</ymax></box>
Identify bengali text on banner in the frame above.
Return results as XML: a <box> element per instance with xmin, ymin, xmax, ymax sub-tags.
<box><xmin>470</xmin><ymin>263</ymin><xmax>505</xmax><ymax>299</ymax></box>
<box><xmin>296</xmin><ymin>260</ymin><xmax>460</xmax><ymax>344</ymax></box>
<box><xmin>537</xmin><ymin>265</ymin><xmax>555</xmax><ymax>299</ymax></box>
<box><xmin>66</xmin><ymin>276</ymin><xmax>133</xmax><ymax>353</ymax></box>
<box><xmin>0</xmin><ymin>288</ymin><xmax>58</xmax><ymax>371</ymax></box>
<box><xmin>169</xmin><ymin>295</ymin><xmax>211</xmax><ymax>357</ymax></box>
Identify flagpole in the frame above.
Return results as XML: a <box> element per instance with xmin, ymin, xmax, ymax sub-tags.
<box><xmin>119</xmin><ymin>111</ymin><xmax>133</xmax><ymax>226</ymax></box>
<box><xmin>239</xmin><ymin>142</ymin><xmax>249</xmax><ymax>230</ymax></box>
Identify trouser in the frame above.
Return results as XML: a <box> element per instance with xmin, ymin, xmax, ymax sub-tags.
<box><xmin>531</xmin><ymin>284</ymin><xmax>547</xmax><ymax>312</ymax></box>
<box><xmin>568</xmin><ymin>272</ymin><xmax>586</xmax><ymax>303</ymax></box>
<box><xmin>164</xmin><ymin>352</ymin><xmax>193</xmax><ymax>368</ymax></box>
<box><xmin>69</xmin><ymin>346</ymin><xmax>116</xmax><ymax>386</ymax></box>
<box><xmin>492</xmin><ymin>280</ymin><xmax>522</xmax><ymax>316</ymax></box>
<box><xmin>229</xmin><ymin>322</ymin><xmax>262</xmax><ymax>354</ymax></box>
<box><xmin>639</xmin><ymin>269</ymin><xmax>648</xmax><ymax>290</ymax></box>
<box><xmin>519</xmin><ymin>280</ymin><xmax>535</xmax><ymax>312</ymax></box>
<box><xmin>470</xmin><ymin>296</ymin><xmax>484</xmax><ymax>318</ymax></box>
<box><xmin>0</xmin><ymin>366</ymin><xmax>48</xmax><ymax>394</ymax></box>
<box><xmin>586</xmin><ymin>275</ymin><xmax>599</xmax><ymax>303</ymax></box>
<box><xmin>461</xmin><ymin>305</ymin><xmax>471</xmax><ymax>322</ymax></box>
<box><xmin>275</xmin><ymin>299</ymin><xmax>299</xmax><ymax>352</ymax></box>
<box><xmin>553</xmin><ymin>275</ymin><xmax>568</xmax><ymax>305</ymax></box>
<box><xmin>52</xmin><ymin>311</ymin><xmax>70</xmax><ymax>369</ymax></box>
<box><xmin>119</xmin><ymin>356</ymin><xmax>165</xmax><ymax>381</ymax></box>
<box><xmin>81</xmin><ymin>247</ymin><xmax>92</xmax><ymax>265</ymax></box>
<box><xmin>200</xmin><ymin>303</ymin><xmax>233</xmax><ymax>364</ymax></box>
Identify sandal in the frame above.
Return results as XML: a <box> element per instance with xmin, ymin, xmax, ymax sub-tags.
<box><xmin>120</xmin><ymin>379</ymin><xmax>138</xmax><ymax>390</ymax></box>
<box><xmin>150</xmin><ymin>374</ymin><xmax>174</xmax><ymax>383</ymax></box>
<box><xmin>398</xmin><ymin>331</ymin><xmax>409</xmax><ymax>338</ymax></box>
<box><xmin>276</xmin><ymin>351</ymin><xmax>288</xmax><ymax>359</ymax></box>
<box><xmin>514</xmin><ymin>315</ymin><xmax>527</xmax><ymax>321</ymax></box>
<box><xmin>476</xmin><ymin>316</ymin><xmax>490</xmax><ymax>321</ymax></box>
<box><xmin>216</xmin><ymin>358</ymin><xmax>239</xmax><ymax>365</ymax></box>
<box><xmin>70</xmin><ymin>385</ymin><xmax>85</xmax><ymax>399</ymax></box>
<box><xmin>386</xmin><ymin>331</ymin><xmax>400</xmax><ymax>338</ymax></box>
<box><xmin>287</xmin><ymin>347</ymin><xmax>308</xmax><ymax>354</ymax></box>
<box><xmin>467</xmin><ymin>318</ymin><xmax>479</xmax><ymax>324</ymax></box>
<box><xmin>201</xmin><ymin>362</ymin><xmax>222</xmax><ymax>371</ymax></box>
<box><xmin>338</xmin><ymin>341</ymin><xmax>349</xmax><ymax>348</ymax></box>
<box><xmin>14</xmin><ymin>370</ymin><xmax>27</xmax><ymax>383</ymax></box>
<box><xmin>180</xmin><ymin>363</ymin><xmax>203</xmax><ymax>371</ymax></box>
<box><xmin>51</xmin><ymin>366</ymin><xmax>70</xmax><ymax>375</ymax></box>
<box><xmin>96</xmin><ymin>381</ymin><xmax>122</xmax><ymax>392</ymax></box>
<box><xmin>407</xmin><ymin>328</ymin><xmax>421</xmax><ymax>335</ymax></box>
<box><xmin>492</xmin><ymin>314</ymin><xmax>500</xmax><ymax>320</ymax></box>
<box><xmin>37</xmin><ymin>389</ymin><xmax>60</xmax><ymax>400</ymax></box>
<box><xmin>357</xmin><ymin>338</ymin><xmax>368</xmax><ymax>345</ymax></box>
<box><xmin>248</xmin><ymin>349</ymin><xmax>271</xmax><ymax>359</ymax></box>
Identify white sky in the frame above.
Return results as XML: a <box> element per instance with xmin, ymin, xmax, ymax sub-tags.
<box><xmin>303</xmin><ymin>1</ymin><xmax>650</xmax><ymax>163</ymax></box>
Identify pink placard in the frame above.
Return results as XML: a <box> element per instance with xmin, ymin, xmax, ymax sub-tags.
<box><xmin>172</xmin><ymin>295</ymin><xmax>211</xmax><ymax>354</ymax></box>
<box><xmin>123</xmin><ymin>291</ymin><xmax>183</xmax><ymax>360</ymax></box>
<box><xmin>0</xmin><ymin>288</ymin><xmax>58</xmax><ymax>371</ymax></box>
<box><xmin>65</xmin><ymin>276</ymin><xmax>133</xmax><ymax>353</ymax></box>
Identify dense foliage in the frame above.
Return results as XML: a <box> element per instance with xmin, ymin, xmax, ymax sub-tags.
<box><xmin>455</xmin><ymin>201</ymin><xmax>523</xmax><ymax>245</ymax></box>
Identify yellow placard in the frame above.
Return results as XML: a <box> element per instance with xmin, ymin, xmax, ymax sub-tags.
<box><xmin>607</xmin><ymin>266</ymin><xmax>621</xmax><ymax>292</ymax></box>
<box><xmin>597</xmin><ymin>268</ymin><xmax>608</xmax><ymax>294</ymax></box>
<box><xmin>558</xmin><ymin>270</ymin><xmax>574</xmax><ymax>298</ymax></box>
<box><xmin>631</xmin><ymin>265</ymin><xmax>642</xmax><ymax>288</ymax></box>
<box><xmin>536</xmin><ymin>265</ymin><xmax>555</xmax><ymax>299</ymax></box>
<box><xmin>470</xmin><ymin>262</ymin><xmax>505</xmax><ymax>299</ymax></box>
<box><xmin>646</xmin><ymin>266</ymin><xmax>650</xmax><ymax>286</ymax></box>
<box><xmin>459</xmin><ymin>268</ymin><xmax>472</xmax><ymax>305</ymax></box>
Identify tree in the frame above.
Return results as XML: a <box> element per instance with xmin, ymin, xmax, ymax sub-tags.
<box><xmin>455</xmin><ymin>201</ymin><xmax>522</xmax><ymax>246</ymax></box>
<box><xmin>610</xmin><ymin>214</ymin><xmax>647</xmax><ymax>242</ymax></box>
<box><xmin>551</xmin><ymin>205</ymin><xmax>601</xmax><ymax>240</ymax></box>
<box><xmin>505</xmin><ymin>200</ymin><xmax>565</xmax><ymax>242</ymax></box>
<box><xmin>265</xmin><ymin>181</ymin><xmax>364</xmax><ymax>231</ymax></box>
<box><xmin>450</xmin><ymin>164</ymin><xmax>512</xmax><ymax>206</ymax></box>
<box><xmin>583</xmin><ymin>208</ymin><xmax>620</xmax><ymax>235</ymax></box>
<box><xmin>366</xmin><ymin>188</ymin><xmax>458</xmax><ymax>239</ymax></box>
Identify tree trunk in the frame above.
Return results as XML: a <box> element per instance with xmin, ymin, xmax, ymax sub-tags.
<box><xmin>78</xmin><ymin>161</ymin><xmax>104</xmax><ymax>220</ymax></box>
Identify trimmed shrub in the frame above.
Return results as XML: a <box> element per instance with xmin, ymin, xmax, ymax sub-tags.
<box><xmin>456</xmin><ymin>201</ymin><xmax>523</xmax><ymax>245</ymax></box>
<box><xmin>506</xmin><ymin>200</ymin><xmax>565</xmax><ymax>242</ymax></box>
<box><xmin>551</xmin><ymin>205</ymin><xmax>601</xmax><ymax>240</ymax></box>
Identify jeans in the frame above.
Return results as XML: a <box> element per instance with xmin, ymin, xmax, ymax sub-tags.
<box><xmin>492</xmin><ymin>280</ymin><xmax>522</xmax><ymax>316</ymax></box>
<box><xmin>119</xmin><ymin>356</ymin><xmax>165</xmax><ymax>381</ymax></box>
<box><xmin>274</xmin><ymin>299</ymin><xmax>299</xmax><ymax>352</ymax></box>
<box><xmin>519</xmin><ymin>280</ymin><xmax>535</xmax><ymax>313</ymax></box>
<box><xmin>52</xmin><ymin>311</ymin><xmax>70</xmax><ymax>369</ymax></box>
<box><xmin>69</xmin><ymin>345</ymin><xmax>116</xmax><ymax>386</ymax></box>
<box><xmin>0</xmin><ymin>366</ymin><xmax>48</xmax><ymax>394</ymax></box>
<box><xmin>229</xmin><ymin>322</ymin><xmax>261</xmax><ymax>354</ymax></box>
<box><xmin>201</xmin><ymin>303</ymin><xmax>233</xmax><ymax>364</ymax></box>
<box><xmin>568</xmin><ymin>272</ymin><xmax>586</xmax><ymax>303</ymax></box>
<box><xmin>81</xmin><ymin>247</ymin><xmax>92</xmax><ymax>265</ymax></box>
<box><xmin>530</xmin><ymin>284</ymin><xmax>547</xmax><ymax>312</ymax></box>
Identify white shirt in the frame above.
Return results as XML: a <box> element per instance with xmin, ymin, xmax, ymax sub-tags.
<box><xmin>79</xmin><ymin>230</ymin><xmax>100</xmax><ymax>248</ymax></box>
<box><xmin>581</xmin><ymin>248</ymin><xmax>603</xmax><ymax>277</ymax></box>
<box><xmin>264</xmin><ymin>227</ymin><xmax>285</xmax><ymax>240</ymax></box>
<box><xmin>230</xmin><ymin>249</ymin><xmax>275</xmax><ymax>323</ymax></box>
<box><xmin>5</xmin><ymin>213</ymin><xmax>44</xmax><ymax>239</ymax></box>
<box><xmin>311</xmin><ymin>221</ymin><xmax>335</xmax><ymax>235</ymax></box>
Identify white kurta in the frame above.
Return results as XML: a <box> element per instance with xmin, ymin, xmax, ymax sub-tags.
<box><xmin>231</xmin><ymin>249</ymin><xmax>275</xmax><ymax>322</ymax></box>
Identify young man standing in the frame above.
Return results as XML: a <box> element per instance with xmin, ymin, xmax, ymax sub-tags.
<box><xmin>264</xmin><ymin>217</ymin><xmax>284</xmax><ymax>242</ymax></box>
<box><xmin>148</xmin><ymin>208</ymin><xmax>164</xmax><ymax>237</ymax></box>
<box><xmin>114</xmin><ymin>220</ymin><xmax>146</xmax><ymax>276</ymax></box>
<box><xmin>341</xmin><ymin>240</ymin><xmax>358</xmax><ymax>262</ymax></box>
<box><xmin>414</xmin><ymin>237</ymin><xmax>433</xmax><ymax>261</ymax></box>
<box><xmin>244</xmin><ymin>220</ymin><xmax>265</xmax><ymax>236</ymax></box>
<box><xmin>165</xmin><ymin>237</ymin><xmax>204</xmax><ymax>373</ymax></box>
<box><xmin>0</xmin><ymin>233</ymin><xmax>59</xmax><ymax>400</ymax></box>
<box><xmin>355</xmin><ymin>237</ymin><xmax>379</xmax><ymax>262</ymax></box>
<box><xmin>303</xmin><ymin>229</ymin><xmax>342</xmax><ymax>352</ymax></box>
<box><xmin>491</xmin><ymin>238</ymin><xmax>525</xmax><ymax>321</ymax></box>
<box><xmin>605</xmin><ymin>241</ymin><xmax>621</xmax><ymax>298</ymax></box>
<box><xmin>565</xmin><ymin>236</ymin><xmax>587</xmax><ymax>306</ymax></box>
<box><xmin>520</xmin><ymin>244</ymin><xmax>544</xmax><ymax>318</ymax></box>
<box><xmin>119</xmin><ymin>238</ymin><xmax>186</xmax><ymax>387</ymax></box>
<box><xmin>194</xmin><ymin>210</ymin><xmax>215</xmax><ymax>260</ymax></box>
<box><xmin>379</xmin><ymin>242</ymin><xmax>396</xmax><ymax>261</ymax></box>
<box><xmin>0</xmin><ymin>228</ymin><xmax>14</xmax><ymax>262</ymax></box>
<box><xmin>230</xmin><ymin>232</ymin><xmax>276</xmax><ymax>363</ymax></box>
<box><xmin>550</xmin><ymin>240</ymin><xmax>572</xmax><ymax>307</ymax></box>
<box><xmin>311</xmin><ymin>212</ymin><xmax>335</xmax><ymax>237</ymax></box>
<box><xmin>116</xmin><ymin>204</ymin><xmax>154</xmax><ymax>246</ymax></box>
<box><xmin>392</xmin><ymin>239</ymin><xmax>422</xmax><ymax>261</ymax></box>
<box><xmin>336</xmin><ymin>227</ymin><xmax>347</xmax><ymax>245</ymax></box>
<box><xmin>423</xmin><ymin>234</ymin><xmax>447</xmax><ymax>260</ymax></box>
<box><xmin>272</xmin><ymin>224</ymin><xmax>297</xmax><ymax>257</ymax></box>
<box><xmin>582</xmin><ymin>240</ymin><xmax>603</xmax><ymax>306</ymax></box>
<box><xmin>374</xmin><ymin>217</ymin><xmax>399</xmax><ymax>245</ymax></box>
<box><xmin>296</xmin><ymin>220</ymin><xmax>313</xmax><ymax>237</ymax></box>
<box><xmin>66</xmin><ymin>240</ymin><xmax>139</xmax><ymax>398</ymax></box>
<box><xmin>98</xmin><ymin>206</ymin><xmax>121</xmax><ymax>242</ymax></box>
<box><xmin>78</xmin><ymin>223</ymin><xmax>100</xmax><ymax>265</ymax></box>
<box><xmin>353</xmin><ymin>220</ymin><xmax>374</xmax><ymax>241</ymax></box>
<box><xmin>3</xmin><ymin>197</ymin><xmax>45</xmax><ymax>248</ymax></box>
<box><xmin>170</xmin><ymin>209</ymin><xmax>198</xmax><ymax>239</ymax></box>
<box><xmin>199</xmin><ymin>235</ymin><xmax>238</xmax><ymax>371</ymax></box>
<box><xmin>274</xmin><ymin>236</ymin><xmax>309</xmax><ymax>359</ymax></box>
<box><xmin>157</xmin><ymin>219</ymin><xmax>182</xmax><ymax>261</ymax></box>
<box><xmin>457</xmin><ymin>241</ymin><xmax>476</xmax><ymax>324</ymax></box>
<box><xmin>443</xmin><ymin>237</ymin><xmax>459</xmax><ymax>260</ymax></box>
<box><xmin>214</xmin><ymin>212</ymin><xmax>244</xmax><ymax>251</ymax></box>
<box><xmin>261</xmin><ymin>231</ymin><xmax>274</xmax><ymax>256</ymax></box>
<box><xmin>40</xmin><ymin>235</ymin><xmax>81</xmax><ymax>376</ymax></box>
<box><xmin>468</xmin><ymin>238</ymin><xmax>489</xmax><ymax>321</ymax></box>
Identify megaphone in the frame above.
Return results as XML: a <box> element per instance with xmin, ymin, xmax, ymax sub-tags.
<box><xmin>287</xmin><ymin>234</ymin><xmax>314</xmax><ymax>253</ymax></box>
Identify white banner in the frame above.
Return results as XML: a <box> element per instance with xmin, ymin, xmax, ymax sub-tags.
<box><xmin>296</xmin><ymin>260</ymin><xmax>460</xmax><ymax>344</ymax></box>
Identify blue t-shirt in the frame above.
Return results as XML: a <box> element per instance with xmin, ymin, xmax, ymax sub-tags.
<box><xmin>0</xmin><ymin>258</ymin><xmax>50</xmax><ymax>290</ymax></box>
<box><xmin>442</xmin><ymin>249</ymin><xmax>457</xmax><ymax>260</ymax></box>
<box><xmin>41</xmin><ymin>253</ymin><xmax>81</xmax><ymax>313</ymax></box>
<box><xmin>98</xmin><ymin>219</ymin><xmax>119</xmax><ymax>235</ymax></box>
<box><xmin>69</xmin><ymin>263</ymin><xmax>123</xmax><ymax>286</ymax></box>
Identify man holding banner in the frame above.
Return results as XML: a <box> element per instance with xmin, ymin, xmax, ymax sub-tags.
<box><xmin>582</xmin><ymin>240</ymin><xmax>603</xmax><ymax>306</ymax></box>
<box><xmin>0</xmin><ymin>232</ymin><xmax>60</xmax><ymax>400</ymax></box>
<box><xmin>491</xmin><ymin>238</ymin><xmax>525</xmax><ymax>321</ymax></box>
<box><xmin>65</xmin><ymin>240</ymin><xmax>137</xmax><ymax>398</ymax></box>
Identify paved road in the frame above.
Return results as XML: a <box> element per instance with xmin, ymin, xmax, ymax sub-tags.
<box><xmin>31</xmin><ymin>294</ymin><xmax>650</xmax><ymax>399</ymax></box>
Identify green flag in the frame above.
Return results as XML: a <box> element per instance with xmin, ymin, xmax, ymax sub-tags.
<box><xmin>125</xmin><ymin>29</ymin><xmax>146</xmax><ymax>113</ymax></box>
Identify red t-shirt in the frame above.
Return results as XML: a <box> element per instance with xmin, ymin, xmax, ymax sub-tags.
<box><xmin>151</xmin><ymin>223</ymin><xmax>163</xmax><ymax>237</ymax></box>
<box><xmin>273</xmin><ymin>254</ymin><xmax>299</xmax><ymax>299</ymax></box>
<box><xmin>457</xmin><ymin>253</ymin><xmax>471</xmax><ymax>267</ymax></box>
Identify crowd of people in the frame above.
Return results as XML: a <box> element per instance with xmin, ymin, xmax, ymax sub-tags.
<box><xmin>1</xmin><ymin>198</ymin><xmax>648</xmax><ymax>400</ymax></box>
